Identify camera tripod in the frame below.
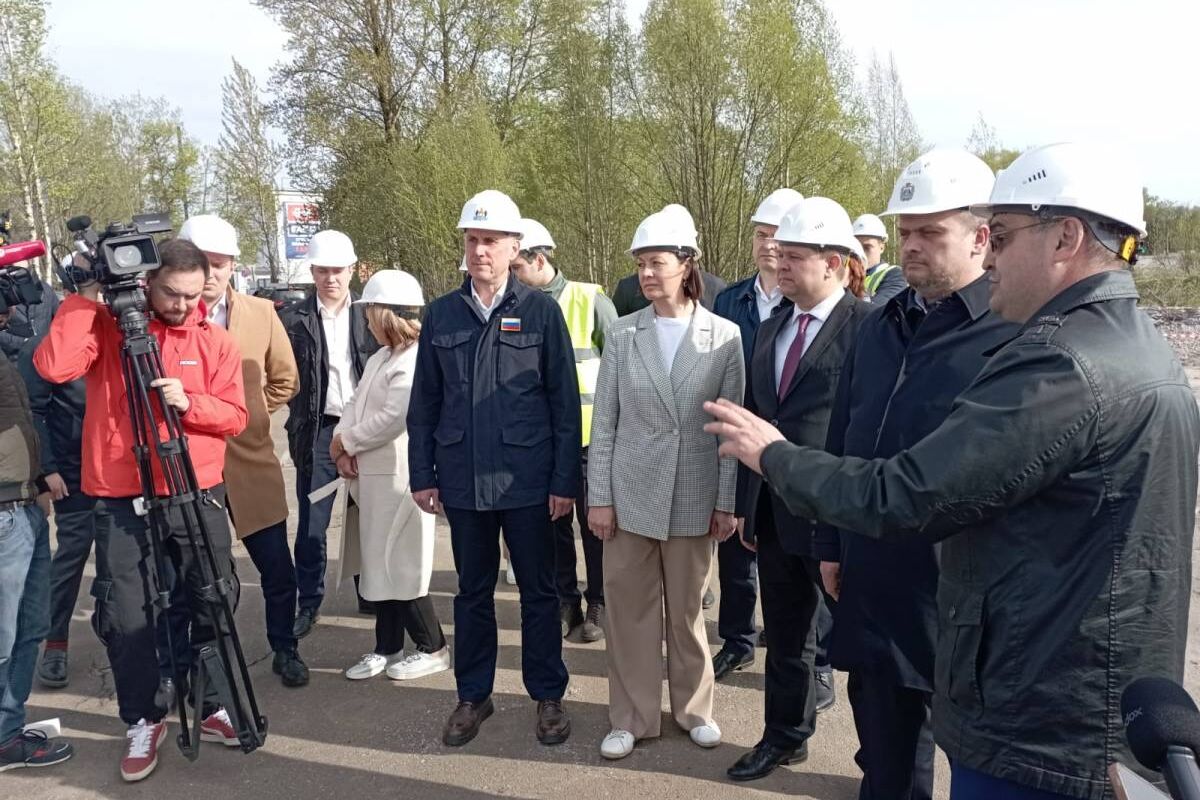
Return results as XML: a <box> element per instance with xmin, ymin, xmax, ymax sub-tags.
<box><xmin>107</xmin><ymin>283</ymin><xmax>267</xmax><ymax>758</ymax></box>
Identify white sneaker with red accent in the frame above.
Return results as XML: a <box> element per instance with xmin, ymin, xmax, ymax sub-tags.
<box><xmin>199</xmin><ymin>708</ymin><xmax>240</xmax><ymax>747</ymax></box>
<box><xmin>121</xmin><ymin>719</ymin><xmax>167</xmax><ymax>782</ymax></box>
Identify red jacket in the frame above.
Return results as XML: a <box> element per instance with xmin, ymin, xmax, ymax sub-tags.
<box><xmin>34</xmin><ymin>293</ymin><xmax>247</xmax><ymax>498</ymax></box>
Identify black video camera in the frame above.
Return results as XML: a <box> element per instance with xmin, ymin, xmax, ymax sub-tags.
<box><xmin>62</xmin><ymin>213</ymin><xmax>172</xmax><ymax>292</ymax></box>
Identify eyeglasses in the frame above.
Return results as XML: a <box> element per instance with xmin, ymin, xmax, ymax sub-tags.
<box><xmin>990</xmin><ymin>218</ymin><xmax>1061</xmax><ymax>254</ymax></box>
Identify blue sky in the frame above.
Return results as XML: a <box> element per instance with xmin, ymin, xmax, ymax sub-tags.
<box><xmin>46</xmin><ymin>0</ymin><xmax>1200</xmax><ymax>205</ymax></box>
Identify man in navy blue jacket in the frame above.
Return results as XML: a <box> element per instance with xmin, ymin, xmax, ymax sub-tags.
<box><xmin>813</xmin><ymin>150</ymin><xmax>1014</xmax><ymax>800</ymax></box>
<box><xmin>709</xmin><ymin>188</ymin><xmax>805</xmax><ymax>684</ymax></box>
<box><xmin>408</xmin><ymin>190</ymin><xmax>581</xmax><ymax>750</ymax></box>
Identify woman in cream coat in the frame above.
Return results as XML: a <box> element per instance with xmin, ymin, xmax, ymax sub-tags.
<box><xmin>588</xmin><ymin>205</ymin><xmax>745</xmax><ymax>759</ymax></box>
<box><xmin>330</xmin><ymin>270</ymin><xmax>450</xmax><ymax>682</ymax></box>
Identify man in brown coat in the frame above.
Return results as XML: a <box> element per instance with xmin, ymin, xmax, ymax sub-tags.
<box><xmin>176</xmin><ymin>215</ymin><xmax>308</xmax><ymax>687</ymax></box>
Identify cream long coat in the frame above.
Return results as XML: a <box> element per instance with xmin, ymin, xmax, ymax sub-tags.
<box><xmin>223</xmin><ymin>290</ymin><xmax>299</xmax><ymax>539</ymax></box>
<box><xmin>333</xmin><ymin>342</ymin><xmax>435</xmax><ymax>600</ymax></box>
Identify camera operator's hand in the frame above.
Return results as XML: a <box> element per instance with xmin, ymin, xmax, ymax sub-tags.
<box><xmin>44</xmin><ymin>472</ymin><xmax>69</xmax><ymax>501</ymax></box>
<box><xmin>150</xmin><ymin>377</ymin><xmax>190</xmax><ymax>413</ymax></box>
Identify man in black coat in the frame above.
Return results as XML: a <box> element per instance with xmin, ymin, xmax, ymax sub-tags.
<box><xmin>726</xmin><ymin>197</ymin><xmax>870</xmax><ymax>782</ymax></box>
<box><xmin>282</xmin><ymin>230</ymin><xmax>378</xmax><ymax>638</ymax></box>
<box><xmin>0</xmin><ymin>280</ymin><xmax>58</xmax><ymax>364</ymax></box>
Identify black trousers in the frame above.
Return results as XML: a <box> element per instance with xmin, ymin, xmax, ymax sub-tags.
<box><xmin>374</xmin><ymin>595</ymin><xmax>446</xmax><ymax>655</ymax></box>
<box><xmin>46</xmin><ymin>473</ymin><xmax>99</xmax><ymax>643</ymax></box>
<box><xmin>848</xmin><ymin>671</ymin><xmax>934</xmax><ymax>800</ymax></box>
<box><xmin>91</xmin><ymin>485</ymin><xmax>234</xmax><ymax>725</ymax></box>
<box><xmin>756</xmin><ymin>496</ymin><xmax>825</xmax><ymax>749</ymax></box>
<box><xmin>716</xmin><ymin>531</ymin><xmax>758</xmax><ymax>657</ymax></box>
<box><xmin>554</xmin><ymin>448</ymin><xmax>603</xmax><ymax>608</ymax></box>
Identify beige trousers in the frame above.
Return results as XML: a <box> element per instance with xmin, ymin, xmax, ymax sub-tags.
<box><xmin>602</xmin><ymin>529</ymin><xmax>715</xmax><ymax>738</ymax></box>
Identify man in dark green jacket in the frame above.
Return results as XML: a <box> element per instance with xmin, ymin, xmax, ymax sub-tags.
<box><xmin>704</xmin><ymin>143</ymin><xmax>1200</xmax><ymax>799</ymax></box>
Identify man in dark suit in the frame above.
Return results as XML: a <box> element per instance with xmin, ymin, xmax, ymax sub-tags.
<box><xmin>726</xmin><ymin>197</ymin><xmax>870</xmax><ymax>782</ymax></box>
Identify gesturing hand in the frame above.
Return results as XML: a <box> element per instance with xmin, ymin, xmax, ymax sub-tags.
<box><xmin>702</xmin><ymin>399</ymin><xmax>785</xmax><ymax>475</ymax></box>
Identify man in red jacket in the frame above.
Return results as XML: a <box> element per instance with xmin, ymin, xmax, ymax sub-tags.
<box><xmin>34</xmin><ymin>238</ymin><xmax>247</xmax><ymax>783</ymax></box>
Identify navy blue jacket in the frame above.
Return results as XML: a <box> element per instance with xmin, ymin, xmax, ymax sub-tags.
<box><xmin>712</xmin><ymin>274</ymin><xmax>790</xmax><ymax>365</ymax></box>
<box><xmin>18</xmin><ymin>332</ymin><xmax>85</xmax><ymax>485</ymax></box>
<box><xmin>408</xmin><ymin>275</ymin><xmax>581</xmax><ymax>511</ymax></box>
<box><xmin>813</xmin><ymin>274</ymin><xmax>1019</xmax><ymax>690</ymax></box>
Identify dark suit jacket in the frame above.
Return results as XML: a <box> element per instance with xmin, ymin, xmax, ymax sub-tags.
<box><xmin>735</xmin><ymin>291</ymin><xmax>868</xmax><ymax>557</ymax></box>
<box><xmin>611</xmin><ymin>270</ymin><xmax>727</xmax><ymax>317</ymax></box>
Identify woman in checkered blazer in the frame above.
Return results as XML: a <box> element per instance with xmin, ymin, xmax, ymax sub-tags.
<box><xmin>586</xmin><ymin>205</ymin><xmax>745</xmax><ymax>760</ymax></box>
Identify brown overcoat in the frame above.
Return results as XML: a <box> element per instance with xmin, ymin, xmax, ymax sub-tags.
<box><xmin>223</xmin><ymin>290</ymin><xmax>299</xmax><ymax>539</ymax></box>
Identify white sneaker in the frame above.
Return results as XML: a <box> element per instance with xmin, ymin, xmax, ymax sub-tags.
<box><xmin>386</xmin><ymin>647</ymin><xmax>451</xmax><ymax>681</ymax></box>
<box><xmin>600</xmin><ymin>729</ymin><xmax>636</xmax><ymax>759</ymax></box>
<box><xmin>505</xmin><ymin>560</ymin><xmax>517</xmax><ymax>585</ymax></box>
<box><xmin>344</xmin><ymin>652</ymin><xmax>392</xmax><ymax>680</ymax></box>
<box><xmin>689</xmin><ymin>722</ymin><xmax>721</xmax><ymax>748</ymax></box>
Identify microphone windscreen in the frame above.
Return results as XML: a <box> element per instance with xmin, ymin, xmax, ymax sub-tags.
<box><xmin>1122</xmin><ymin>677</ymin><xmax>1200</xmax><ymax>770</ymax></box>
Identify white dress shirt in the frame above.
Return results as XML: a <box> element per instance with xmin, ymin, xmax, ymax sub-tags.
<box><xmin>654</xmin><ymin>313</ymin><xmax>692</xmax><ymax>370</ymax></box>
<box><xmin>206</xmin><ymin>293</ymin><xmax>229</xmax><ymax>329</ymax></box>
<box><xmin>754</xmin><ymin>275</ymin><xmax>784</xmax><ymax>323</ymax></box>
<box><xmin>774</xmin><ymin>287</ymin><xmax>845</xmax><ymax>391</ymax></box>
<box><xmin>471</xmin><ymin>278</ymin><xmax>508</xmax><ymax>322</ymax></box>
<box><xmin>320</xmin><ymin>296</ymin><xmax>355</xmax><ymax>417</ymax></box>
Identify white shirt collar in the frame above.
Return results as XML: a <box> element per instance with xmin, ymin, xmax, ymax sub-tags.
<box><xmin>318</xmin><ymin>295</ymin><xmax>350</xmax><ymax>319</ymax></box>
<box><xmin>471</xmin><ymin>278</ymin><xmax>508</xmax><ymax>316</ymax></box>
<box><xmin>793</xmin><ymin>286</ymin><xmax>845</xmax><ymax>323</ymax></box>
<box><xmin>206</xmin><ymin>293</ymin><xmax>228</xmax><ymax>326</ymax></box>
<box><xmin>754</xmin><ymin>274</ymin><xmax>781</xmax><ymax>303</ymax></box>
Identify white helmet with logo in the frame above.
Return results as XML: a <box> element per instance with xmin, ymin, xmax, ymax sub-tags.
<box><xmin>353</xmin><ymin>269</ymin><xmax>425</xmax><ymax>307</ymax></box>
<box><xmin>517</xmin><ymin>218</ymin><xmax>556</xmax><ymax>251</ymax></box>
<box><xmin>852</xmin><ymin>213</ymin><xmax>888</xmax><ymax>241</ymax></box>
<box><xmin>306</xmin><ymin>229</ymin><xmax>357</xmax><ymax>268</ymax></box>
<box><xmin>458</xmin><ymin>190</ymin><xmax>523</xmax><ymax>235</ymax></box>
<box><xmin>883</xmin><ymin>149</ymin><xmax>995</xmax><ymax>217</ymax></box>
<box><xmin>751</xmin><ymin>188</ymin><xmax>805</xmax><ymax>227</ymax></box>
<box><xmin>628</xmin><ymin>204</ymin><xmax>701</xmax><ymax>256</ymax></box>
<box><xmin>970</xmin><ymin>142</ymin><xmax>1146</xmax><ymax>238</ymax></box>
<box><xmin>179</xmin><ymin>214</ymin><xmax>238</xmax><ymax>257</ymax></box>
<box><xmin>775</xmin><ymin>197</ymin><xmax>857</xmax><ymax>253</ymax></box>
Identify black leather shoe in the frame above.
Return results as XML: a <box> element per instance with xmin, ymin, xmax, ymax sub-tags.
<box><xmin>727</xmin><ymin>740</ymin><xmax>808</xmax><ymax>782</ymax></box>
<box><xmin>560</xmin><ymin>604</ymin><xmax>584</xmax><ymax>638</ymax></box>
<box><xmin>535</xmin><ymin>699</ymin><xmax>571</xmax><ymax>745</ymax></box>
<box><xmin>702</xmin><ymin>588</ymin><xmax>716</xmax><ymax>610</ymax></box>
<box><xmin>712</xmin><ymin>648</ymin><xmax>754</xmax><ymax>681</ymax></box>
<box><xmin>581</xmin><ymin>603</ymin><xmax>605</xmax><ymax>643</ymax></box>
<box><xmin>37</xmin><ymin>649</ymin><xmax>68</xmax><ymax>689</ymax></box>
<box><xmin>443</xmin><ymin>697</ymin><xmax>495</xmax><ymax>746</ymax></box>
<box><xmin>272</xmin><ymin>649</ymin><xmax>310</xmax><ymax>687</ymax></box>
<box><xmin>293</xmin><ymin>608</ymin><xmax>319</xmax><ymax>639</ymax></box>
<box><xmin>815</xmin><ymin>670</ymin><xmax>836</xmax><ymax>712</ymax></box>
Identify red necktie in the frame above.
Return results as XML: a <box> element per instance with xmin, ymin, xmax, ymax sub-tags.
<box><xmin>778</xmin><ymin>313</ymin><xmax>813</xmax><ymax>399</ymax></box>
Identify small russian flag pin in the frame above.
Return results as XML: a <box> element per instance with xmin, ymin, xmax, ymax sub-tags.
<box><xmin>500</xmin><ymin>317</ymin><xmax>521</xmax><ymax>332</ymax></box>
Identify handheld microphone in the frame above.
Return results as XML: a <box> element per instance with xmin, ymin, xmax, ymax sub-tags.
<box><xmin>1123</xmin><ymin>677</ymin><xmax>1200</xmax><ymax>800</ymax></box>
<box><xmin>0</xmin><ymin>239</ymin><xmax>46</xmax><ymax>267</ymax></box>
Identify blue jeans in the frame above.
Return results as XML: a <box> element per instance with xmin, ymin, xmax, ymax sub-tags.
<box><xmin>0</xmin><ymin>504</ymin><xmax>51</xmax><ymax>742</ymax></box>
<box><xmin>950</xmin><ymin>764</ymin><xmax>1076</xmax><ymax>799</ymax></box>
<box><xmin>294</xmin><ymin>419</ymin><xmax>339</xmax><ymax>611</ymax></box>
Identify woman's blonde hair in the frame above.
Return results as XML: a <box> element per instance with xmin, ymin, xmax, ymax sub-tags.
<box><xmin>366</xmin><ymin>304</ymin><xmax>421</xmax><ymax>348</ymax></box>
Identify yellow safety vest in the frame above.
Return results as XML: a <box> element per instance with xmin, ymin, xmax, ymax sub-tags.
<box><xmin>864</xmin><ymin>263</ymin><xmax>900</xmax><ymax>296</ymax></box>
<box><xmin>557</xmin><ymin>282</ymin><xmax>602</xmax><ymax>447</ymax></box>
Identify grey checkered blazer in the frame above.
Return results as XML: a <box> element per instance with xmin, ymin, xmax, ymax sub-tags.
<box><xmin>587</xmin><ymin>304</ymin><xmax>745</xmax><ymax>540</ymax></box>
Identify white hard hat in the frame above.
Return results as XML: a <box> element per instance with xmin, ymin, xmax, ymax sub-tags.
<box><xmin>629</xmin><ymin>204</ymin><xmax>701</xmax><ymax>256</ymax></box>
<box><xmin>179</xmin><ymin>214</ymin><xmax>238</xmax><ymax>257</ymax></box>
<box><xmin>775</xmin><ymin>197</ymin><xmax>857</xmax><ymax>253</ymax></box>
<box><xmin>852</xmin><ymin>213</ymin><xmax>888</xmax><ymax>241</ymax></box>
<box><xmin>458</xmin><ymin>189</ymin><xmax>523</xmax><ymax>235</ymax></box>
<box><xmin>517</xmin><ymin>218</ymin><xmax>555</xmax><ymax>250</ymax></box>
<box><xmin>353</xmin><ymin>269</ymin><xmax>424</xmax><ymax>307</ymax></box>
<box><xmin>306</xmin><ymin>229</ymin><xmax>357</xmax><ymax>268</ymax></box>
<box><xmin>970</xmin><ymin>142</ymin><xmax>1146</xmax><ymax>237</ymax></box>
<box><xmin>847</xmin><ymin>237</ymin><xmax>867</xmax><ymax>264</ymax></box>
<box><xmin>751</xmin><ymin>188</ymin><xmax>805</xmax><ymax>227</ymax></box>
<box><xmin>883</xmin><ymin>149</ymin><xmax>995</xmax><ymax>217</ymax></box>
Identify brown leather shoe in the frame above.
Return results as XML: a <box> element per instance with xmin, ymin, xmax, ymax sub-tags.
<box><xmin>442</xmin><ymin>697</ymin><xmax>494</xmax><ymax>746</ymax></box>
<box><xmin>536</xmin><ymin>699</ymin><xmax>571</xmax><ymax>745</ymax></box>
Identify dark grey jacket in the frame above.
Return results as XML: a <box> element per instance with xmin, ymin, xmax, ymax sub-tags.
<box><xmin>758</xmin><ymin>269</ymin><xmax>1199</xmax><ymax>798</ymax></box>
